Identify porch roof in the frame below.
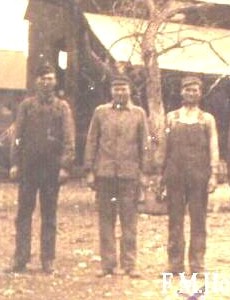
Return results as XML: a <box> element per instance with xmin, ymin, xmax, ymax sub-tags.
<box><xmin>85</xmin><ymin>13</ymin><xmax>230</xmax><ymax>75</ymax></box>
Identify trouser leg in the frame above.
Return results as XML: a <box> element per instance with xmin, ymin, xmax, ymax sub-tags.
<box><xmin>39</xmin><ymin>164</ymin><xmax>59</xmax><ymax>262</ymax></box>
<box><xmin>14</xmin><ymin>179</ymin><xmax>37</xmax><ymax>265</ymax></box>
<box><xmin>119</xmin><ymin>179</ymin><xmax>138</xmax><ymax>270</ymax></box>
<box><xmin>167</xmin><ymin>179</ymin><xmax>186</xmax><ymax>272</ymax></box>
<box><xmin>96</xmin><ymin>178</ymin><xmax>118</xmax><ymax>270</ymax></box>
<box><xmin>187</xmin><ymin>177</ymin><xmax>208</xmax><ymax>273</ymax></box>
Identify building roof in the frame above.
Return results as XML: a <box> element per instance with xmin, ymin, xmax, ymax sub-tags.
<box><xmin>85</xmin><ymin>13</ymin><xmax>230</xmax><ymax>75</ymax></box>
<box><xmin>0</xmin><ymin>0</ymin><xmax>28</xmax><ymax>90</ymax></box>
<box><xmin>193</xmin><ymin>0</ymin><xmax>230</xmax><ymax>5</ymax></box>
<box><xmin>0</xmin><ymin>51</ymin><xmax>27</xmax><ymax>89</ymax></box>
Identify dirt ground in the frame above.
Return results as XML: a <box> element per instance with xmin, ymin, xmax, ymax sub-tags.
<box><xmin>0</xmin><ymin>181</ymin><xmax>230</xmax><ymax>300</ymax></box>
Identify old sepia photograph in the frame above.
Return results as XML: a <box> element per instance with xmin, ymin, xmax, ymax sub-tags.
<box><xmin>0</xmin><ymin>0</ymin><xmax>230</xmax><ymax>299</ymax></box>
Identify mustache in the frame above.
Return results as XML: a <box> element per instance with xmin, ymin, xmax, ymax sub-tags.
<box><xmin>113</xmin><ymin>94</ymin><xmax>129</xmax><ymax>102</ymax></box>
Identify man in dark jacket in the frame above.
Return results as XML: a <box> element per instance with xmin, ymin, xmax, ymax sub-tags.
<box><xmin>9</xmin><ymin>63</ymin><xmax>75</xmax><ymax>273</ymax></box>
<box><xmin>84</xmin><ymin>75</ymin><xmax>150</xmax><ymax>278</ymax></box>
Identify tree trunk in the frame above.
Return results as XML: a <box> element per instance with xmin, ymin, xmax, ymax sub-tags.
<box><xmin>142</xmin><ymin>6</ymin><xmax>166</xmax><ymax>172</ymax></box>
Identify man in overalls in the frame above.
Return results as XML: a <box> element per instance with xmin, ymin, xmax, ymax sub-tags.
<box><xmin>163</xmin><ymin>76</ymin><xmax>219</xmax><ymax>275</ymax></box>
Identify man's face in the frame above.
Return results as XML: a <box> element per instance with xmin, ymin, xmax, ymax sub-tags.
<box><xmin>181</xmin><ymin>83</ymin><xmax>202</xmax><ymax>105</ymax></box>
<box><xmin>36</xmin><ymin>72</ymin><xmax>56</xmax><ymax>94</ymax></box>
<box><xmin>111</xmin><ymin>84</ymin><xmax>131</xmax><ymax>106</ymax></box>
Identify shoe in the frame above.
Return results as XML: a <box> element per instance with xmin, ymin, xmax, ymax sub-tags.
<box><xmin>42</xmin><ymin>260</ymin><xmax>54</xmax><ymax>274</ymax></box>
<box><xmin>125</xmin><ymin>269</ymin><xmax>141</xmax><ymax>278</ymax></box>
<box><xmin>166</xmin><ymin>265</ymin><xmax>185</xmax><ymax>276</ymax></box>
<box><xmin>114</xmin><ymin>268</ymin><xmax>126</xmax><ymax>276</ymax></box>
<box><xmin>189</xmin><ymin>271</ymin><xmax>205</xmax><ymax>279</ymax></box>
<box><xmin>169</xmin><ymin>271</ymin><xmax>184</xmax><ymax>276</ymax></box>
<box><xmin>5</xmin><ymin>262</ymin><xmax>27</xmax><ymax>273</ymax></box>
<box><xmin>96</xmin><ymin>269</ymin><xmax>114</xmax><ymax>277</ymax></box>
<box><xmin>190</xmin><ymin>266</ymin><xmax>204</xmax><ymax>274</ymax></box>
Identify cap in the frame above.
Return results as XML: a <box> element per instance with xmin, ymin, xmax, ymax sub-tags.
<box><xmin>181</xmin><ymin>76</ymin><xmax>203</xmax><ymax>88</ymax></box>
<box><xmin>36</xmin><ymin>62</ymin><xmax>55</xmax><ymax>77</ymax></box>
<box><xmin>111</xmin><ymin>75</ymin><xmax>131</xmax><ymax>86</ymax></box>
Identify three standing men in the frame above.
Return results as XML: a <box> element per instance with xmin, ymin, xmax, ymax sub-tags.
<box><xmin>84</xmin><ymin>75</ymin><xmax>150</xmax><ymax>277</ymax></box>
<box><xmin>8</xmin><ymin>66</ymin><xmax>219</xmax><ymax>277</ymax></box>
<box><xmin>163</xmin><ymin>76</ymin><xmax>219</xmax><ymax>275</ymax></box>
<box><xmin>10</xmin><ymin>63</ymin><xmax>75</xmax><ymax>273</ymax></box>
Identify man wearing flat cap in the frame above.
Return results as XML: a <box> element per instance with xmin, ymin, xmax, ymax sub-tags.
<box><xmin>9</xmin><ymin>62</ymin><xmax>75</xmax><ymax>273</ymax></box>
<box><xmin>84</xmin><ymin>75</ymin><xmax>151</xmax><ymax>277</ymax></box>
<box><xmin>163</xmin><ymin>75</ymin><xmax>219</xmax><ymax>275</ymax></box>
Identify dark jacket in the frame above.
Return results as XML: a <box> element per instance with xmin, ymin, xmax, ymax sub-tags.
<box><xmin>11</xmin><ymin>96</ymin><xmax>75</xmax><ymax>170</ymax></box>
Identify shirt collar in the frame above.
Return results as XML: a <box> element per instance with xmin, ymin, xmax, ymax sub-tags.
<box><xmin>181</xmin><ymin>106</ymin><xmax>200</xmax><ymax>114</ymax></box>
<box><xmin>111</xmin><ymin>100</ymin><xmax>133</xmax><ymax>110</ymax></box>
<box><xmin>37</xmin><ymin>92</ymin><xmax>55</xmax><ymax>104</ymax></box>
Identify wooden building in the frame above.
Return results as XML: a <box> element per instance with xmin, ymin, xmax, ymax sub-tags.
<box><xmin>25</xmin><ymin>0</ymin><xmax>113</xmax><ymax>165</ymax></box>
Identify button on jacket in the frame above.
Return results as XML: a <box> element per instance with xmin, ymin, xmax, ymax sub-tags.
<box><xmin>84</xmin><ymin>102</ymin><xmax>150</xmax><ymax>179</ymax></box>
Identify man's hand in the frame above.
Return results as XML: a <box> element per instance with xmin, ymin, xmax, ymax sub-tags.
<box><xmin>9</xmin><ymin>165</ymin><xmax>19</xmax><ymax>181</ymax></box>
<box><xmin>140</xmin><ymin>173</ymin><xmax>149</xmax><ymax>187</ymax></box>
<box><xmin>59</xmin><ymin>168</ymin><xmax>69</xmax><ymax>184</ymax></box>
<box><xmin>156</xmin><ymin>175</ymin><xmax>167</xmax><ymax>202</ymax></box>
<box><xmin>207</xmin><ymin>174</ymin><xmax>217</xmax><ymax>193</ymax></box>
<box><xmin>86</xmin><ymin>172</ymin><xmax>95</xmax><ymax>189</ymax></box>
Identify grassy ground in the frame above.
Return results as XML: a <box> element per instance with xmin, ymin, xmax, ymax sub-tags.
<box><xmin>0</xmin><ymin>181</ymin><xmax>230</xmax><ymax>299</ymax></box>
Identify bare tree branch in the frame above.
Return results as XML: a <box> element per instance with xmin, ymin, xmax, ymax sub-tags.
<box><xmin>157</xmin><ymin>36</ymin><xmax>230</xmax><ymax>66</ymax></box>
<box><xmin>205</xmin><ymin>75</ymin><xmax>227</xmax><ymax>97</ymax></box>
<box><xmin>145</xmin><ymin>0</ymin><xmax>157</xmax><ymax>14</ymax></box>
<box><xmin>108</xmin><ymin>33</ymin><xmax>143</xmax><ymax>52</ymax></box>
<box><xmin>89</xmin><ymin>0</ymin><xmax>102</xmax><ymax>12</ymax></box>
